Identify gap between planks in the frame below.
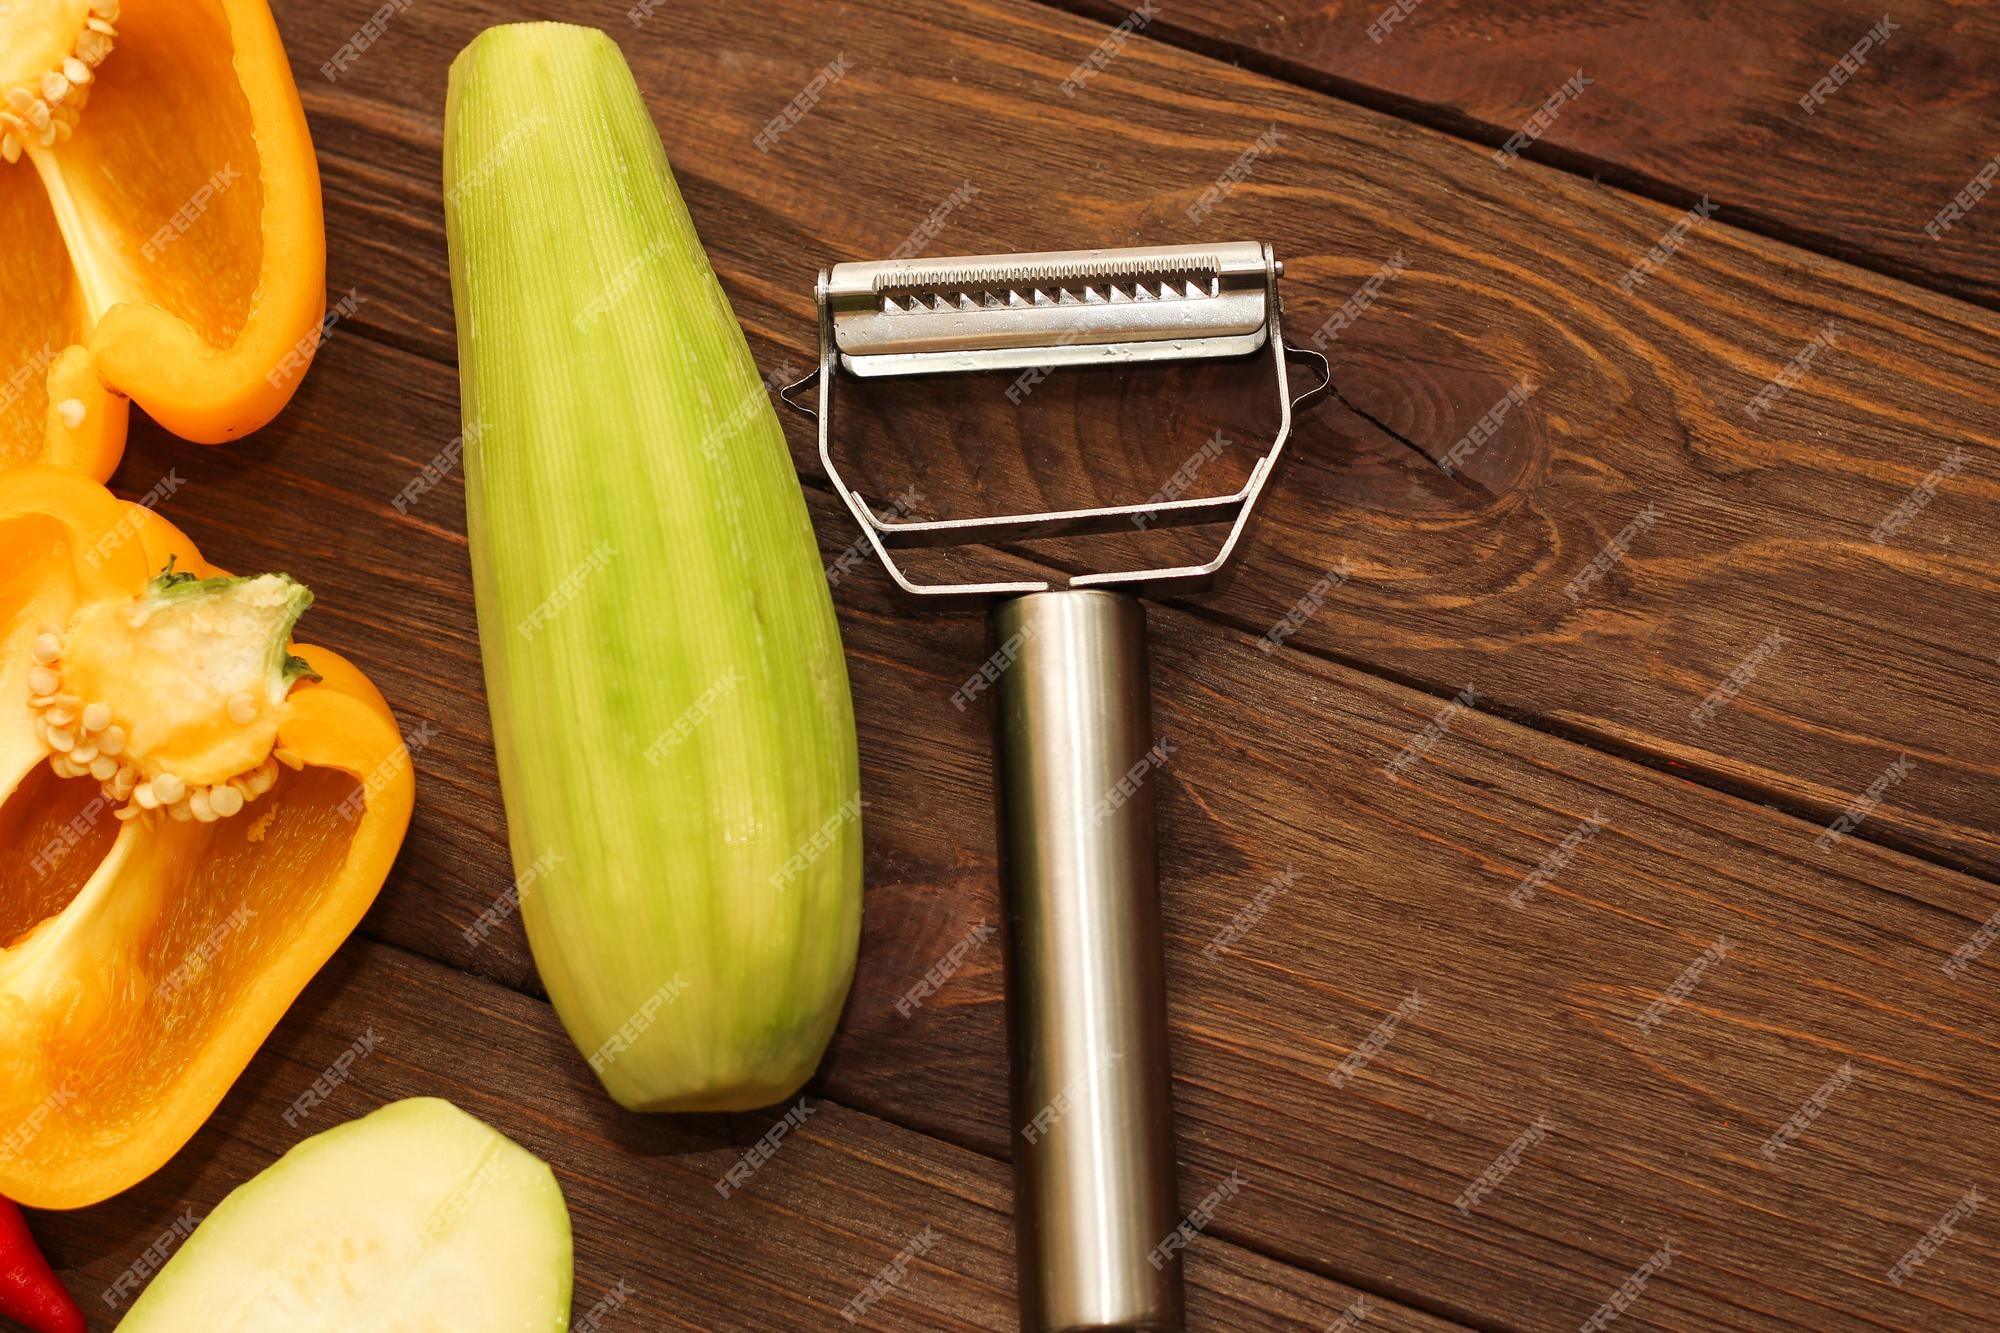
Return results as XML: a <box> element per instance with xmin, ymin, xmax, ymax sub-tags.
<box><xmin>372</xmin><ymin>934</ymin><xmax>1483</xmax><ymax>1331</ymax></box>
<box><xmin>296</xmin><ymin>307</ymin><xmax>1997</xmax><ymax>911</ymax></box>
<box><xmin>1027</xmin><ymin>0</ymin><xmax>2000</xmax><ymax>316</ymax></box>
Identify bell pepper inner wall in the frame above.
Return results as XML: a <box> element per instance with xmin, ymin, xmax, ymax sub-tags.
<box><xmin>0</xmin><ymin>170</ymin><xmax>79</xmax><ymax>468</ymax></box>
<box><xmin>0</xmin><ymin>470</ymin><xmax>412</xmax><ymax>1208</ymax></box>
<box><xmin>3</xmin><ymin>0</ymin><xmax>319</xmax><ymax>474</ymax></box>
<box><xmin>0</xmin><ymin>765</ymin><xmax>114</xmax><ymax>939</ymax></box>
<box><xmin>0</xmin><ymin>765</ymin><xmax>360</xmax><ymax>1178</ymax></box>
<box><xmin>43</xmin><ymin>0</ymin><xmax>263</xmax><ymax>345</ymax></box>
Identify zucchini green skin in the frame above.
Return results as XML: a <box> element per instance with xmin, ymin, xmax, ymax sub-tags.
<box><xmin>444</xmin><ymin>23</ymin><xmax>860</xmax><ymax>1111</ymax></box>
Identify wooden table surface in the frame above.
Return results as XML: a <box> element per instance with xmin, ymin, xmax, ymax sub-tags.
<box><xmin>36</xmin><ymin>1</ymin><xmax>2000</xmax><ymax>1329</ymax></box>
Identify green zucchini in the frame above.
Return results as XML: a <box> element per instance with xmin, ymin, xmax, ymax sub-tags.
<box><xmin>118</xmin><ymin>1098</ymin><xmax>572</xmax><ymax>1329</ymax></box>
<box><xmin>443</xmin><ymin>23</ymin><xmax>860</xmax><ymax>1111</ymax></box>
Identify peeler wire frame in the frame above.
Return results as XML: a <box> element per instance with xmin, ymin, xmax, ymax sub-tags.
<box><xmin>780</xmin><ymin>242</ymin><xmax>1331</xmax><ymax>607</ymax></box>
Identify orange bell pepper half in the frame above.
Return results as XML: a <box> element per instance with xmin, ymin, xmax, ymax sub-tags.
<box><xmin>0</xmin><ymin>0</ymin><xmax>326</xmax><ymax>479</ymax></box>
<box><xmin>0</xmin><ymin>466</ymin><xmax>414</xmax><ymax>1209</ymax></box>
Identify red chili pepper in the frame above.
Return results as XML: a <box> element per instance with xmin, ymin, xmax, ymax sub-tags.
<box><xmin>0</xmin><ymin>1198</ymin><xmax>83</xmax><ymax>1333</ymax></box>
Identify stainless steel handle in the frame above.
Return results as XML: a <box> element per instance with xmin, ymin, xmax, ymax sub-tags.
<box><xmin>991</xmin><ymin>590</ymin><xmax>1183</xmax><ymax>1332</ymax></box>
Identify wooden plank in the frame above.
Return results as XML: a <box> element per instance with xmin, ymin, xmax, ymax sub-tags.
<box><xmin>33</xmin><ymin>942</ymin><xmax>1438</xmax><ymax>1332</ymax></box>
<box><xmin>274</xmin><ymin>0</ymin><xmax>2000</xmax><ymax>875</ymax></box>
<box><xmin>1058</xmin><ymin>0</ymin><xmax>2000</xmax><ymax>308</ymax></box>
<box><xmin>822</xmin><ymin>574</ymin><xmax>2000</xmax><ymax>1331</ymax></box>
<box><xmin>103</xmin><ymin>329</ymin><xmax>2000</xmax><ymax>1328</ymax></box>
<box><xmin>71</xmin><ymin>2</ymin><xmax>1998</xmax><ymax>1326</ymax></box>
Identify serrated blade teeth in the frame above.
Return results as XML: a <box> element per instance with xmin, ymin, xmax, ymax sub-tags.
<box><xmin>873</xmin><ymin>263</ymin><xmax>1222</xmax><ymax>316</ymax></box>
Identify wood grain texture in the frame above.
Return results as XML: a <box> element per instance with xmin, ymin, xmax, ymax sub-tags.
<box><xmin>1059</xmin><ymin>0</ymin><xmax>2000</xmax><ymax>308</ymax></box>
<box><xmin>276</xmin><ymin>0</ymin><xmax>2000</xmax><ymax>877</ymax></box>
<box><xmin>36</xmin><ymin>943</ymin><xmax>1432</xmax><ymax>1332</ymax></box>
<box><xmin>99</xmin><ymin>324</ymin><xmax>2000</xmax><ymax>1329</ymax></box>
<box><xmin>30</xmin><ymin>0</ymin><xmax>1998</xmax><ymax>1329</ymax></box>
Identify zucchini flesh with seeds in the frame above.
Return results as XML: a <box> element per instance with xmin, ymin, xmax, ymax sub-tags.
<box><xmin>443</xmin><ymin>23</ymin><xmax>860</xmax><ymax>1111</ymax></box>
<box><xmin>117</xmin><ymin>1098</ymin><xmax>572</xmax><ymax>1330</ymax></box>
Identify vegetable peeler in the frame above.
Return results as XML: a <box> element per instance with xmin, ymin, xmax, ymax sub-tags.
<box><xmin>786</xmin><ymin>242</ymin><xmax>1326</xmax><ymax>1331</ymax></box>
